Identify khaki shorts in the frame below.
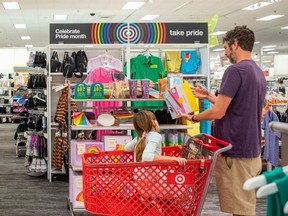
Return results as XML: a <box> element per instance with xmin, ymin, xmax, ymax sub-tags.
<box><xmin>214</xmin><ymin>156</ymin><xmax>262</xmax><ymax>216</ymax></box>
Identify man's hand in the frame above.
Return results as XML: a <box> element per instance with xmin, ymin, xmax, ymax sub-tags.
<box><xmin>191</xmin><ymin>83</ymin><xmax>209</xmax><ymax>99</ymax></box>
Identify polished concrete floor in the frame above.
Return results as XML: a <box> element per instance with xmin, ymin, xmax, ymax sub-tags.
<box><xmin>0</xmin><ymin>123</ymin><xmax>267</xmax><ymax>215</ymax></box>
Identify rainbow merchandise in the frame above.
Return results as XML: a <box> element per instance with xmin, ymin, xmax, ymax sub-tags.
<box><xmin>70</xmin><ymin>139</ymin><xmax>104</xmax><ymax>167</ymax></box>
<box><xmin>164</xmin><ymin>81</ymin><xmax>198</xmax><ymax>119</ymax></box>
<box><xmin>69</xmin><ymin>170</ymin><xmax>84</xmax><ymax>209</ymax></box>
<box><xmin>101</xmin><ymin>135</ymin><xmax>132</xmax><ymax>151</ymax></box>
<box><xmin>73</xmin><ymin>112</ymin><xmax>95</xmax><ymax>125</ymax></box>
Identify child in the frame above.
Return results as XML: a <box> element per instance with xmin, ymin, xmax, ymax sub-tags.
<box><xmin>124</xmin><ymin>110</ymin><xmax>187</xmax><ymax>165</ymax></box>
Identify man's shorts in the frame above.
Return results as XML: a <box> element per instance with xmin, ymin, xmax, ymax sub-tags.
<box><xmin>214</xmin><ymin>156</ymin><xmax>262</xmax><ymax>215</ymax></box>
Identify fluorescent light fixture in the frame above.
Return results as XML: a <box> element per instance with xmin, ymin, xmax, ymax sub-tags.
<box><xmin>242</xmin><ymin>1</ymin><xmax>273</xmax><ymax>11</ymax></box>
<box><xmin>267</xmin><ymin>51</ymin><xmax>279</xmax><ymax>54</ymax></box>
<box><xmin>54</xmin><ymin>14</ymin><xmax>68</xmax><ymax>21</ymax></box>
<box><xmin>263</xmin><ymin>60</ymin><xmax>272</xmax><ymax>63</ymax></box>
<box><xmin>262</xmin><ymin>48</ymin><xmax>275</xmax><ymax>52</ymax></box>
<box><xmin>175</xmin><ymin>2</ymin><xmax>187</xmax><ymax>11</ymax></box>
<box><xmin>21</xmin><ymin>36</ymin><xmax>31</xmax><ymax>40</ymax></box>
<box><xmin>281</xmin><ymin>26</ymin><xmax>288</xmax><ymax>29</ymax></box>
<box><xmin>210</xmin><ymin>31</ymin><xmax>227</xmax><ymax>36</ymax></box>
<box><xmin>213</xmin><ymin>48</ymin><xmax>225</xmax><ymax>52</ymax></box>
<box><xmin>254</xmin><ymin>41</ymin><xmax>260</xmax><ymax>44</ymax></box>
<box><xmin>14</xmin><ymin>24</ymin><xmax>26</xmax><ymax>29</ymax></box>
<box><xmin>256</xmin><ymin>15</ymin><xmax>284</xmax><ymax>21</ymax></box>
<box><xmin>262</xmin><ymin>45</ymin><xmax>276</xmax><ymax>48</ymax></box>
<box><xmin>25</xmin><ymin>44</ymin><xmax>34</xmax><ymax>48</ymax></box>
<box><xmin>140</xmin><ymin>14</ymin><xmax>159</xmax><ymax>21</ymax></box>
<box><xmin>122</xmin><ymin>2</ymin><xmax>145</xmax><ymax>10</ymax></box>
<box><xmin>2</xmin><ymin>2</ymin><xmax>20</xmax><ymax>10</ymax></box>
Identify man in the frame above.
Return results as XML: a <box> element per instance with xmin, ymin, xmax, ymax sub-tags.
<box><xmin>180</xmin><ymin>26</ymin><xmax>266</xmax><ymax>216</ymax></box>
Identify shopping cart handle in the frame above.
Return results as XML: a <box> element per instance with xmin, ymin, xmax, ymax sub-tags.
<box><xmin>194</xmin><ymin>133</ymin><xmax>231</xmax><ymax>152</ymax></box>
<box><xmin>201</xmin><ymin>134</ymin><xmax>230</xmax><ymax>147</ymax></box>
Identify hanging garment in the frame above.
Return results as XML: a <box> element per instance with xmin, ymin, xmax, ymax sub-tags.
<box><xmin>180</xmin><ymin>50</ymin><xmax>201</xmax><ymax>74</ymax></box>
<box><xmin>262</xmin><ymin>167</ymin><xmax>288</xmax><ymax>216</ymax></box>
<box><xmin>86</xmin><ymin>54</ymin><xmax>122</xmax><ymax>75</ymax></box>
<box><xmin>85</xmin><ymin>66</ymin><xmax>123</xmax><ymax>140</ymax></box>
<box><xmin>124</xmin><ymin>53</ymin><xmax>166</xmax><ymax>110</ymax></box>
<box><xmin>262</xmin><ymin>110</ymin><xmax>281</xmax><ymax>167</ymax></box>
<box><xmin>164</xmin><ymin>51</ymin><xmax>181</xmax><ymax>72</ymax></box>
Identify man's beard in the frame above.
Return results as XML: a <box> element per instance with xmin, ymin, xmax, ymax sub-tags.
<box><xmin>228</xmin><ymin>52</ymin><xmax>237</xmax><ymax>64</ymax></box>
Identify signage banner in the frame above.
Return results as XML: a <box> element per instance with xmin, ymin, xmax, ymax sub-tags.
<box><xmin>50</xmin><ymin>22</ymin><xmax>208</xmax><ymax>44</ymax></box>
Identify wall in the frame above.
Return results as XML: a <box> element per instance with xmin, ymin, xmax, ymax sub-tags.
<box><xmin>0</xmin><ymin>48</ymin><xmax>30</xmax><ymax>74</ymax></box>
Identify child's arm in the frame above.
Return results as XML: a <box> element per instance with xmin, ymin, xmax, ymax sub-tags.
<box><xmin>153</xmin><ymin>154</ymin><xmax>187</xmax><ymax>166</ymax></box>
<box><xmin>123</xmin><ymin>137</ymin><xmax>137</xmax><ymax>152</ymax></box>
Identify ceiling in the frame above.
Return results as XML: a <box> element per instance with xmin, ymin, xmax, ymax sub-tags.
<box><xmin>1</xmin><ymin>0</ymin><xmax>288</xmax><ymax>67</ymax></box>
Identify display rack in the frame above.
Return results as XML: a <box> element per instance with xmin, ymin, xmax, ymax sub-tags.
<box><xmin>47</xmin><ymin>22</ymin><xmax>210</xmax><ymax>215</ymax></box>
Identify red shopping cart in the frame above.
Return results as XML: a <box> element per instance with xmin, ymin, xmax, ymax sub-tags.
<box><xmin>82</xmin><ymin>133</ymin><xmax>231</xmax><ymax>216</ymax></box>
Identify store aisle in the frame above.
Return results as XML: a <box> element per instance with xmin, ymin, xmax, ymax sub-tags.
<box><xmin>0</xmin><ymin>123</ymin><xmax>266</xmax><ymax>216</ymax></box>
<box><xmin>0</xmin><ymin>123</ymin><xmax>73</xmax><ymax>216</ymax></box>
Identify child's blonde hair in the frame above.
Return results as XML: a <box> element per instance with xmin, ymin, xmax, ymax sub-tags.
<box><xmin>133</xmin><ymin>110</ymin><xmax>157</xmax><ymax>162</ymax></box>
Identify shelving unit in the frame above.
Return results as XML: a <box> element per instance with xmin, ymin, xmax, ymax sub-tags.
<box><xmin>46</xmin><ymin>22</ymin><xmax>210</xmax><ymax>215</ymax></box>
<box><xmin>0</xmin><ymin>75</ymin><xmax>14</xmax><ymax>122</ymax></box>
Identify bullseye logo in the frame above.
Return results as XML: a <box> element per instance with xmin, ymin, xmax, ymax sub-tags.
<box><xmin>175</xmin><ymin>174</ymin><xmax>185</xmax><ymax>184</ymax></box>
<box><xmin>91</xmin><ymin>23</ymin><xmax>167</xmax><ymax>44</ymax></box>
<box><xmin>168</xmin><ymin>173</ymin><xmax>193</xmax><ymax>185</ymax></box>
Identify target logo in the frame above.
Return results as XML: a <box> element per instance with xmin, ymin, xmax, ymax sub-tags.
<box><xmin>175</xmin><ymin>174</ymin><xmax>185</xmax><ymax>184</ymax></box>
<box><xmin>167</xmin><ymin>173</ymin><xmax>193</xmax><ymax>185</ymax></box>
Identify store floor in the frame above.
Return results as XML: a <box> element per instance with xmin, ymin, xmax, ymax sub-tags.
<box><xmin>0</xmin><ymin>123</ymin><xmax>266</xmax><ymax>216</ymax></box>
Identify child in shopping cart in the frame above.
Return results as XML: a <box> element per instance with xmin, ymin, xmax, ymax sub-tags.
<box><xmin>124</xmin><ymin>110</ymin><xmax>187</xmax><ymax>165</ymax></box>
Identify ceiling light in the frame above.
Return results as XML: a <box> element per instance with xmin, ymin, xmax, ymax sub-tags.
<box><xmin>210</xmin><ymin>31</ymin><xmax>227</xmax><ymax>36</ymax></box>
<box><xmin>140</xmin><ymin>14</ymin><xmax>159</xmax><ymax>21</ymax></box>
<box><xmin>175</xmin><ymin>2</ymin><xmax>187</xmax><ymax>10</ymax></box>
<box><xmin>21</xmin><ymin>36</ymin><xmax>31</xmax><ymax>40</ymax></box>
<box><xmin>256</xmin><ymin>15</ymin><xmax>284</xmax><ymax>21</ymax></box>
<box><xmin>54</xmin><ymin>14</ymin><xmax>68</xmax><ymax>21</ymax></box>
<box><xmin>122</xmin><ymin>2</ymin><xmax>145</xmax><ymax>10</ymax></box>
<box><xmin>212</xmin><ymin>48</ymin><xmax>225</xmax><ymax>52</ymax></box>
<box><xmin>266</xmin><ymin>51</ymin><xmax>279</xmax><ymax>54</ymax></box>
<box><xmin>281</xmin><ymin>26</ymin><xmax>288</xmax><ymax>29</ymax></box>
<box><xmin>262</xmin><ymin>45</ymin><xmax>276</xmax><ymax>48</ymax></box>
<box><xmin>14</xmin><ymin>24</ymin><xmax>26</xmax><ymax>29</ymax></box>
<box><xmin>262</xmin><ymin>48</ymin><xmax>275</xmax><ymax>52</ymax></box>
<box><xmin>254</xmin><ymin>41</ymin><xmax>260</xmax><ymax>44</ymax></box>
<box><xmin>242</xmin><ymin>1</ymin><xmax>273</xmax><ymax>11</ymax></box>
<box><xmin>2</xmin><ymin>2</ymin><xmax>20</xmax><ymax>10</ymax></box>
<box><xmin>25</xmin><ymin>45</ymin><xmax>33</xmax><ymax>48</ymax></box>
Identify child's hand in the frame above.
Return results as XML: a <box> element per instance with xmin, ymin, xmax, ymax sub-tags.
<box><xmin>175</xmin><ymin>157</ymin><xmax>187</xmax><ymax>166</ymax></box>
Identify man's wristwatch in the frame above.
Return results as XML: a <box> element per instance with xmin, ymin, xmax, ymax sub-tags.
<box><xmin>191</xmin><ymin>115</ymin><xmax>200</xmax><ymax>123</ymax></box>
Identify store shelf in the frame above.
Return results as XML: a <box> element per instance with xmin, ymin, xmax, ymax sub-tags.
<box><xmin>72</xmin><ymin>98</ymin><xmax>164</xmax><ymax>102</ymax></box>
<box><xmin>71</xmin><ymin>123</ymin><xmax>192</xmax><ymax>131</ymax></box>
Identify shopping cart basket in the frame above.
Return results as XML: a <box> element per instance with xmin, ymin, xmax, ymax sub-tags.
<box><xmin>82</xmin><ymin>133</ymin><xmax>231</xmax><ymax>216</ymax></box>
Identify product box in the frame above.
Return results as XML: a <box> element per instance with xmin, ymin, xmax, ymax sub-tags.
<box><xmin>163</xmin><ymin>81</ymin><xmax>199</xmax><ymax>119</ymax></box>
<box><xmin>70</xmin><ymin>139</ymin><xmax>104</xmax><ymax>168</ymax></box>
<box><xmin>69</xmin><ymin>170</ymin><xmax>84</xmax><ymax>209</ymax></box>
<box><xmin>101</xmin><ymin>135</ymin><xmax>133</xmax><ymax>151</ymax></box>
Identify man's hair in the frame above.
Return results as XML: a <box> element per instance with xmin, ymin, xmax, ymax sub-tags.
<box><xmin>222</xmin><ymin>25</ymin><xmax>255</xmax><ymax>52</ymax></box>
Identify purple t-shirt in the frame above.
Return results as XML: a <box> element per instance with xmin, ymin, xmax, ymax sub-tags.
<box><xmin>214</xmin><ymin>59</ymin><xmax>266</xmax><ymax>158</ymax></box>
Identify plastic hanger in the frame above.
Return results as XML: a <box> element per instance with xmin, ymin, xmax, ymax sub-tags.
<box><xmin>52</xmin><ymin>79</ymin><xmax>69</xmax><ymax>92</ymax></box>
<box><xmin>284</xmin><ymin>202</ymin><xmax>288</xmax><ymax>214</ymax></box>
<box><xmin>33</xmin><ymin>93</ymin><xmax>46</xmax><ymax>102</ymax></box>
<box><xmin>243</xmin><ymin>166</ymin><xmax>288</xmax><ymax>190</ymax></box>
<box><xmin>52</xmin><ymin>83</ymin><xmax>68</xmax><ymax>92</ymax></box>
